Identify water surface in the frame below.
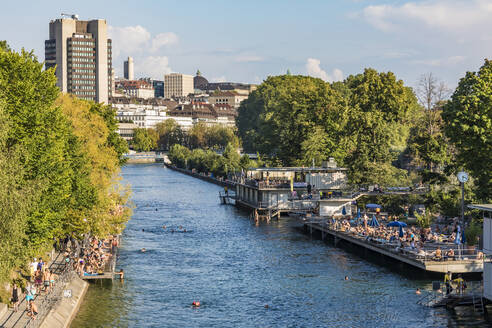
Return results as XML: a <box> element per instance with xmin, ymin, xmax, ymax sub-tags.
<box><xmin>72</xmin><ymin>164</ymin><xmax>486</xmax><ymax>327</ymax></box>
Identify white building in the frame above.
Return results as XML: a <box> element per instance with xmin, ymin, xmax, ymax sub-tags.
<box><xmin>164</xmin><ymin>73</ymin><xmax>194</xmax><ymax>98</ymax></box>
<box><xmin>209</xmin><ymin>91</ymin><xmax>248</xmax><ymax>109</ymax></box>
<box><xmin>115</xmin><ymin>80</ymin><xmax>155</xmax><ymax>99</ymax></box>
<box><xmin>469</xmin><ymin>204</ymin><xmax>492</xmax><ymax>301</ymax></box>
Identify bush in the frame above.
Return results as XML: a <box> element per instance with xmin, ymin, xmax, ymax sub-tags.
<box><xmin>465</xmin><ymin>220</ymin><xmax>482</xmax><ymax>246</ymax></box>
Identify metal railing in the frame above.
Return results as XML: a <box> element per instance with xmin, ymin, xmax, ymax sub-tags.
<box><xmin>24</xmin><ymin>257</ymin><xmax>76</xmax><ymax>328</ymax></box>
<box><xmin>314</xmin><ymin>220</ymin><xmax>484</xmax><ymax>264</ymax></box>
<box><xmin>417</xmin><ymin>280</ymin><xmax>483</xmax><ymax>307</ymax></box>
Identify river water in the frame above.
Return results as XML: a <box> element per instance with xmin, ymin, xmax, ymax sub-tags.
<box><xmin>71</xmin><ymin>164</ymin><xmax>486</xmax><ymax>327</ymax></box>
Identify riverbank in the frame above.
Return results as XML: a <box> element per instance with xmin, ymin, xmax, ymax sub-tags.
<box><xmin>164</xmin><ymin>164</ymin><xmax>235</xmax><ymax>188</ymax></box>
<box><xmin>39</xmin><ymin>275</ymin><xmax>88</xmax><ymax>328</ymax></box>
<box><xmin>71</xmin><ymin>164</ymin><xmax>488</xmax><ymax>327</ymax></box>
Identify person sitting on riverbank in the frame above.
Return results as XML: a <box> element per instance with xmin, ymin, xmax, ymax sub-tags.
<box><xmin>27</xmin><ymin>299</ymin><xmax>38</xmax><ymax>320</ymax></box>
<box><xmin>434</xmin><ymin>247</ymin><xmax>442</xmax><ymax>261</ymax></box>
<box><xmin>446</xmin><ymin>248</ymin><xmax>455</xmax><ymax>260</ymax></box>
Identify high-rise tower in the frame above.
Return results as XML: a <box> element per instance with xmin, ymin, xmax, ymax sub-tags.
<box><xmin>45</xmin><ymin>16</ymin><xmax>112</xmax><ymax>103</ymax></box>
<box><xmin>124</xmin><ymin>56</ymin><xmax>134</xmax><ymax>80</ymax></box>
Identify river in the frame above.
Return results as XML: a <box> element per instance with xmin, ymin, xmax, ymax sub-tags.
<box><xmin>71</xmin><ymin>164</ymin><xmax>486</xmax><ymax>327</ymax></box>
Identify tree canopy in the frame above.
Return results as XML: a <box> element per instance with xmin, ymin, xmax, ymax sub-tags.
<box><xmin>442</xmin><ymin>59</ymin><xmax>492</xmax><ymax>202</ymax></box>
<box><xmin>0</xmin><ymin>44</ymin><xmax>131</xmax><ymax>299</ymax></box>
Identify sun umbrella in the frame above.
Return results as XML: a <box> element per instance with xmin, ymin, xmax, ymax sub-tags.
<box><xmin>386</xmin><ymin>221</ymin><xmax>407</xmax><ymax>228</ymax></box>
<box><xmin>399</xmin><ymin>225</ymin><xmax>404</xmax><ymax>238</ymax></box>
<box><xmin>369</xmin><ymin>214</ymin><xmax>379</xmax><ymax>227</ymax></box>
<box><xmin>342</xmin><ymin>206</ymin><xmax>347</xmax><ymax>215</ymax></box>
<box><xmin>366</xmin><ymin>204</ymin><xmax>382</xmax><ymax>209</ymax></box>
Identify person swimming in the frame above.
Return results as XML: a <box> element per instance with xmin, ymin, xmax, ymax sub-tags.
<box><xmin>141</xmin><ymin>248</ymin><xmax>146</xmax><ymax>253</ymax></box>
<box><xmin>192</xmin><ymin>301</ymin><xmax>200</xmax><ymax>307</ymax></box>
<box><xmin>416</xmin><ymin>288</ymin><xmax>421</xmax><ymax>295</ymax></box>
<box><xmin>344</xmin><ymin>276</ymin><xmax>349</xmax><ymax>280</ymax></box>
<box><xmin>162</xmin><ymin>225</ymin><xmax>166</xmax><ymax>229</ymax></box>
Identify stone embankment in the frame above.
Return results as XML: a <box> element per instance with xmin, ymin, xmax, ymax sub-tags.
<box><xmin>165</xmin><ymin>164</ymin><xmax>236</xmax><ymax>188</ymax></box>
<box><xmin>38</xmin><ymin>276</ymin><xmax>88</xmax><ymax>328</ymax></box>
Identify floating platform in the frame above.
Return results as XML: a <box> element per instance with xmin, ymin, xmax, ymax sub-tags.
<box><xmin>304</xmin><ymin>221</ymin><xmax>483</xmax><ymax>274</ymax></box>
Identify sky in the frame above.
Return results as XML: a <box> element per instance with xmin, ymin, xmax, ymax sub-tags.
<box><xmin>1</xmin><ymin>0</ymin><xmax>491</xmax><ymax>90</ymax></box>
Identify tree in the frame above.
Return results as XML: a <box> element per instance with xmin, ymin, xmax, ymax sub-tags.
<box><xmin>132</xmin><ymin>128</ymin><xmax>157</xmax><ymax>152</ymax></box>
<box><xmin>236</xmin><ymin>75</ymin><xmax>349</xmax><ymax>165</ymax></box>
<box><xmin>89</xmin><ymin>102</ymin><xmax>129</xmax><ymax>165</ymax></box>
<box><xmin>155</xmin><ymin>119</ymin><xmax>184</xmax><ymax>150</ymax></box>
<box><xmin>442</xmin><ymin>59</ymin><xmax>492</xmax><ymax>202</ymax></box>
<box><xmin>55</xmin><ymin>94</ymin><xmax>131</xmax><ymax>236</ymax></box>
<box><xmin>344</xmin><ymin>69</ymin><xmax>418</xmax><ymax>185</ymax></box>
<box><xmin>407</xmin><ymin>73</ymin><xmax>451</xmax><ymax>175</ymax></box>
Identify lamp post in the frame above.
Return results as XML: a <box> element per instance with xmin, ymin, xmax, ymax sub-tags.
<box><xmin>457</xmin><ymin>171</ymin><xmax>469</xmax><ymax>258</ymax></box>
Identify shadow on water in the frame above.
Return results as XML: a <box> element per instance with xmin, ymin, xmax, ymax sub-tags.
<box><xmin>71</xmin><ymin>164</ymin><xmax>490</xmax><ymax>328</ymax></box>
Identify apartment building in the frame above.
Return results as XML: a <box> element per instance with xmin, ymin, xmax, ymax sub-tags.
<box><xmin>45</xmin><ymin>16</ymin><xmax>112</xmax><ymax>103</ymax></box>
<box><xmin>164</xmin><ymin>73</ymin><xmax>194</xmax><ymax>98</ymax></box>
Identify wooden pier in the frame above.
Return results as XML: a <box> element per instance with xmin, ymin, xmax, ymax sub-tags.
<box><xmin>304</xmin><ymin>220</ymin><xmax>483</xmax><ymax>274</ymax></box>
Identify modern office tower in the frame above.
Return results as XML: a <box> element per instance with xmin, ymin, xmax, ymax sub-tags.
<box><xmin>164</xmin><ymin>73</ymin><xmax>194</xmax><ymax>98</ymax></box>
<box><xmin>124</xmin><ymin>56</ymin><xmax>134</xmax><ymax>80</ymax></box>
<box><xmin>45</xmin><ymin>16</ymin><xmax>112</xmax><ymax>103</ymax></box>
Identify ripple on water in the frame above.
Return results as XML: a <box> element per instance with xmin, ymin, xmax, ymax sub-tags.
<box><xmin>71</xmin><ymin>164</ymin><xmax>489</xmax><ymax>328</ymax></box>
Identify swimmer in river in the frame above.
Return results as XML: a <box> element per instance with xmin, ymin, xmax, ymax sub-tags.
<box><xmin>416</xmin><ymin>288</ymin><xmax>421</xmax><ymax>295</ymax></box>
<box><xmin>264</xmin><ymin>304</ymin><xmax>269</xmax><ymax>309</ymax></box>
<box><xmin>117</xmin><ymin>269</ymin><xmax>124</xmax><ymax>279</ymax></box>
<box><xmin>163</xmin><ymin>225</ymin><xmax>166</xmax><ymax>229</ymax></box>
<box><xmin>184</xmin><ymin>229</ymin><xmax>187</xmax><ymax>232</ymax></box>
<box><xmin>344</xmin><ymin>276</ymin><xmax>349</xmax><ymax>280</ymax></box>
<box><xmin>155</xmin><ymin>208</ymin><xmax>158</xmax><ymax>211</ymax></box>
<box><xmin>192</xmin><ymin>301</ymin><xmax>200</xmax><ymax>307</ymax></box>
<box><xmin>171</xmin><ymin>229</ymin><xmax>175</xmax><ymax>233</ymax></box>
<box><xmin>141</xmin><ymin>248</ymin><xmax>146</xmax><ymax>253</ymax></box>
<box><xmin>179</xmin><ymin>225</ymin><xmax>183</xmax><ymax>230</ymax></box>
<box><xmin>142</xmin><ymin>229</ymin><xmax>145</xmax><ymax>232</ymax></box>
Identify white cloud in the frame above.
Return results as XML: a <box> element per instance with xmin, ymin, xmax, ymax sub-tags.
<box><xmin>212</xmin><ymin>76</ymin><xmax>227</xmax><ymax>83</ymax></box>
<box><xmin>413</xmin><ymin>55</ymin><xmax>466</xmax><ymax>67</ymax></box>
<box><xmin>134</xmin><ymin>56</ymin><xmax>173</xmax><ymax>80</ymax></box>
<box><xmin>108</xmin><ymin>25</ymin><xmax>178</xmax><ymax>78</ymax></box>
<box><xmin>151</xmin><ymin>32</ymin><xmax>179</xmax><ymax>52</ymax></box>
<box><xmin>234</xmin><ymin>55</ymin><xmax>264</xmax><ymax>63</ymax></box>
<box><xmin>361</xmin><ymin>0</ymin><xmax>492</xmax><ymax>33</ymax></box>
<box><xmin>108</xmin><ymin>25</ymin><xmax>151</xmax><ymax>57</ymax></box>
<box><xmin>306</xmin><ymin>58</ymin><xmax>343</xmax><ymax>83</ymax></box>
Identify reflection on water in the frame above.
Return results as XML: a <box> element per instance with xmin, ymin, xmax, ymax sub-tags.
<box><xmin>71</xmin><ymin>164</ymin><xmax>489</xmax><ymax>327</ymax></box>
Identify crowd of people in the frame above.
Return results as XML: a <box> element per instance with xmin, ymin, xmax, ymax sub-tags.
<box><xmin>7</xmin><ymin>235</ymin><xmax>119</xmax><ymax>321</ymax></box>
<box><xmin>74</xmin><ymin>236</ymin><xmax>118</xmax><ymax>276</ymax></box>
<box><xmin>328</xmin><ymin>214</ymin><xmax>482</xmax><ymax>261</ymax></box>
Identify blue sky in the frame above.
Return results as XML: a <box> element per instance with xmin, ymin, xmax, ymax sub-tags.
<box><xmin>1</xmin><ymin>0</ymin><xmax>491</xmax><ymax>90</ymax></box>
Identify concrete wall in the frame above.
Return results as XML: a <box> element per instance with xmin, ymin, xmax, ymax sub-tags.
<box><xmin>39</xmin><ymin>275</ymin><xmax>88</xmax><ymax>328</ymax></box>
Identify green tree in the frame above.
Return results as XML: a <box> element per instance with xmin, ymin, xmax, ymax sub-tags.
<box><xmin>89</xmin><ymin>103</ymin><xmax>129</xmax><ymax>165</ymax></box>
<box><xmin>442</xmin><ymin>59</ymin><xmax>492</xmax><ymax>202</ymax></box>
<box><xmin>155</xmin><ymin>119</ymin><xmax>184</xmax><ymax>150</ymax></box>
<box><xmin>344</xmin><ymin>69</ymin><xmax>418</xmax><ymax>186</ymax></box>
<box><xmin>236</xmin><ymin>75</ymin><xmax>349</xmax><ymax>165</ymax></box>
<box><xmin>132</xmin><ymin>128</ymin><xmax>157</xmax><ymax>152</ymax></box>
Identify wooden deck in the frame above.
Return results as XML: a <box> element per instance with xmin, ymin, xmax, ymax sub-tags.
<box><xmin>81</xmin><ymin>272</ymin><xmax>116</xmax><ymax>280</ymax></box>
